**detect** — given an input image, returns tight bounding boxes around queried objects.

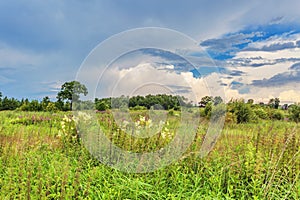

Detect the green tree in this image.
[46,102,58,112]
[233,100,252,123]
[268,98,275,108]
[55,98,64,111]
[199,96,213,107]
[253,108,268,120]
[274,98,280,109]
[247,99,254,105]
[41,96,51,111]
[111,95,129,109]
[210,103,226,122]
[29,100,42,111]
[95,101,109,111]
[213,96,223,105]
[57,81,88,110]
[289,103,300,122]
[204,101,212,117]
[0,96,20,110]
[271,110,284,120]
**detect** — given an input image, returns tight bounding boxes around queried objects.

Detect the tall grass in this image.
[0,111,299,199]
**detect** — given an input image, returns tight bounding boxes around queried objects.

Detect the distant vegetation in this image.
[0,81,299,123]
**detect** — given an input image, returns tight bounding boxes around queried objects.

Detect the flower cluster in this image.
[160,121,174,139]
[58,115,77,143]
[135,115,153,129]
[120,120,130,132]
[59,111,93,140]
[119,115,174,139]
[74,111,92,123]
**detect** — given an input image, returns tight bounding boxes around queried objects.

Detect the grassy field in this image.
[0,110,299,199]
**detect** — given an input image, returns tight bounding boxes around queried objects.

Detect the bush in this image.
[210,103,226,122]
[250,112,259,123]
[46,102,58,112]
[234,101,252,123]
[253,108,269,120]
[96,101,109,111]
[168,109,175,116]
[131,105,147,111]
[288,104,300,122]
[271,110,284,120]
[204,102,212,118]
[225,112,236,123]
[199,108,206,117]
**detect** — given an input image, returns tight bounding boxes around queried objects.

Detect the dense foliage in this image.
[57,81,88,110]
[95,94,192,111]
[1,81,300,125]
[1,88,300,123]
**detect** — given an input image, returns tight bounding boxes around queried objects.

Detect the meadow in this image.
[0,110,299,199]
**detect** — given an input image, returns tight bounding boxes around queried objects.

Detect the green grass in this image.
[0,111,299,199]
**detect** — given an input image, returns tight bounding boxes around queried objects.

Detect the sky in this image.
[1,0,300,104]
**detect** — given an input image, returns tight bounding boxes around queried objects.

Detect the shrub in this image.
[131,105,147,111]
[225,112,236,123]
[95,101,109,111]
[288,103,300,122]
[204,102,212,118]
[210,103,226,122]
[271,110,284,120]
[168,109,175,116]
[253,108,269,120]
[250,112,259,123]
[234,101,252,123]
[46,102,58,112]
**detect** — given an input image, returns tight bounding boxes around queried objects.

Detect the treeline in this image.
[1,91,299,123]
[0,91,93,112]
[0,93,68,112]
[0,92,191,112]
[0,81,89,112]
[95,95,300,123]
[199,97,300,123]
[95,94,193,111]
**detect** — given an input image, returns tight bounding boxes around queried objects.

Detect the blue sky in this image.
[1,0,300,103]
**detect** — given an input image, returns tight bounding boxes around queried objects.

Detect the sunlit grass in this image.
[0,110,299,199]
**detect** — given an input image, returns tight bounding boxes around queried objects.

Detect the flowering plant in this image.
[58,115,78,144]
[118,115,174,140]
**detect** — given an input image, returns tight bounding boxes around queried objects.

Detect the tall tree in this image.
[41,96,51,111]
[213,96,223,105]
[274,98,280,109]
[57,81,88,110]
[268,98,275,108]
[199,96,213,107]
[0,96,20,111]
